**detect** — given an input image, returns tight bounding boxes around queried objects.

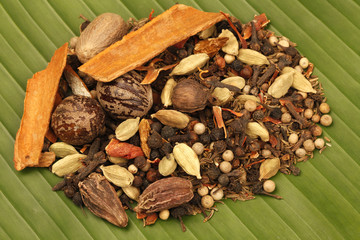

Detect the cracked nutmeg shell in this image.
[134,177,194,214]
[171,78,210,113]
[51,95,105,145]
[96,71,153,119]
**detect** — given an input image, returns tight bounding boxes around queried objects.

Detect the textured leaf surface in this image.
[1,0,359,239]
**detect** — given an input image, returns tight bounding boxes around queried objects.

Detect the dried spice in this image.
[79,4,226,82]
[79,173,128,227]
[115,117,140,141]
[16,5,334,231]
[13,43,68,171]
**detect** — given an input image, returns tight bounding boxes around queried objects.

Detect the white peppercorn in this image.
[193,122,206,135]
[319,103,330,114]
[288,133,299,144]
[219,161,232,173]
[314,138,325,149]
[304,108,314,119]
[312,114,320,123]
[192,142,205,155]
[303,139,315,152]
[197,185,209,196]
[159,209,170,220]
[261,149,272,158]
[201,195,214,208]
[222,150,234,161]
[295,148,307,157]
[281,112,292,123]
[320,114,332,126]
[263,180,276,193]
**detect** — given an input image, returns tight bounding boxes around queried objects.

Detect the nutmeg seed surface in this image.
[51,95,105,145]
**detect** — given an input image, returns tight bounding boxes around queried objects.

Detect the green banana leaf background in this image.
[1,0,359,239]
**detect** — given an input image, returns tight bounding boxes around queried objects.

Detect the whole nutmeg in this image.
[171,78,210,113]
[97,71,153,119]
[51,95,105,145]
[75,13,128,63]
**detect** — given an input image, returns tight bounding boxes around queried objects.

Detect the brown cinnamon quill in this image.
[79,4,227,82]
[13,43,68,171]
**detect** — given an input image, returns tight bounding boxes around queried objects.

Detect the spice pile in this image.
[13,5,333,231]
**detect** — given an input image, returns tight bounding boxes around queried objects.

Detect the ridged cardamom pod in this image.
[134,177,193,213]
[51,153,86,177]
[49,142,78,158]
[151,109,190,129]
[267,72,294,98]
[245,122,269,142]
[237,49,270,65]
[161,78,177,107]
[282,67,316,93]
[78,173,128,227]
[170,53,209,76]
[218,29,239,55]
[100,165,134,187]
[259,158,280,180]
[212,87,233,106]
[115,117,140,141]
[122,185,140,201]
[173,143,201,179]
[158,153,177,176]
[221,76,245,90]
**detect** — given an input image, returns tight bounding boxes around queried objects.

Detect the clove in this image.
[249,22,261,51]
[257,64,276,87]
[248,65,261,87]
[291,130,312,151]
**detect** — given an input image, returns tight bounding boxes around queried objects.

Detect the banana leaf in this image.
[0,0,359,239]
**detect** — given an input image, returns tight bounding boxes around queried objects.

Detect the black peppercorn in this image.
[207,165,220,180]
[231,59,243,72]
[252,110,265,121]
[270,108,282,120]
[132,175,143,187]
[218,174,229,186]
[129,134,140,146]
[151,121,163,133]
[150,149,161,160]
[228,179,242,193]
[161,126,176,140]
[222,110,232,121]
[213,140,227,153]
[160,142,173,157]
[134,156,147,169]
[210,128,225,141]
[147,132,163,149]
[200,133,211,145]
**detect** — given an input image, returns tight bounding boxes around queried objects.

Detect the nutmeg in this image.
[171,78,209,113]
[75,13,128,63]
[96,71,153,119]
[51,95,105,145]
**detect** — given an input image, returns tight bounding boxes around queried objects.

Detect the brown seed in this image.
[240,65,253,79]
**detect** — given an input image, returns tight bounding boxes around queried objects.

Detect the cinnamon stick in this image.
[79,4,226,82]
